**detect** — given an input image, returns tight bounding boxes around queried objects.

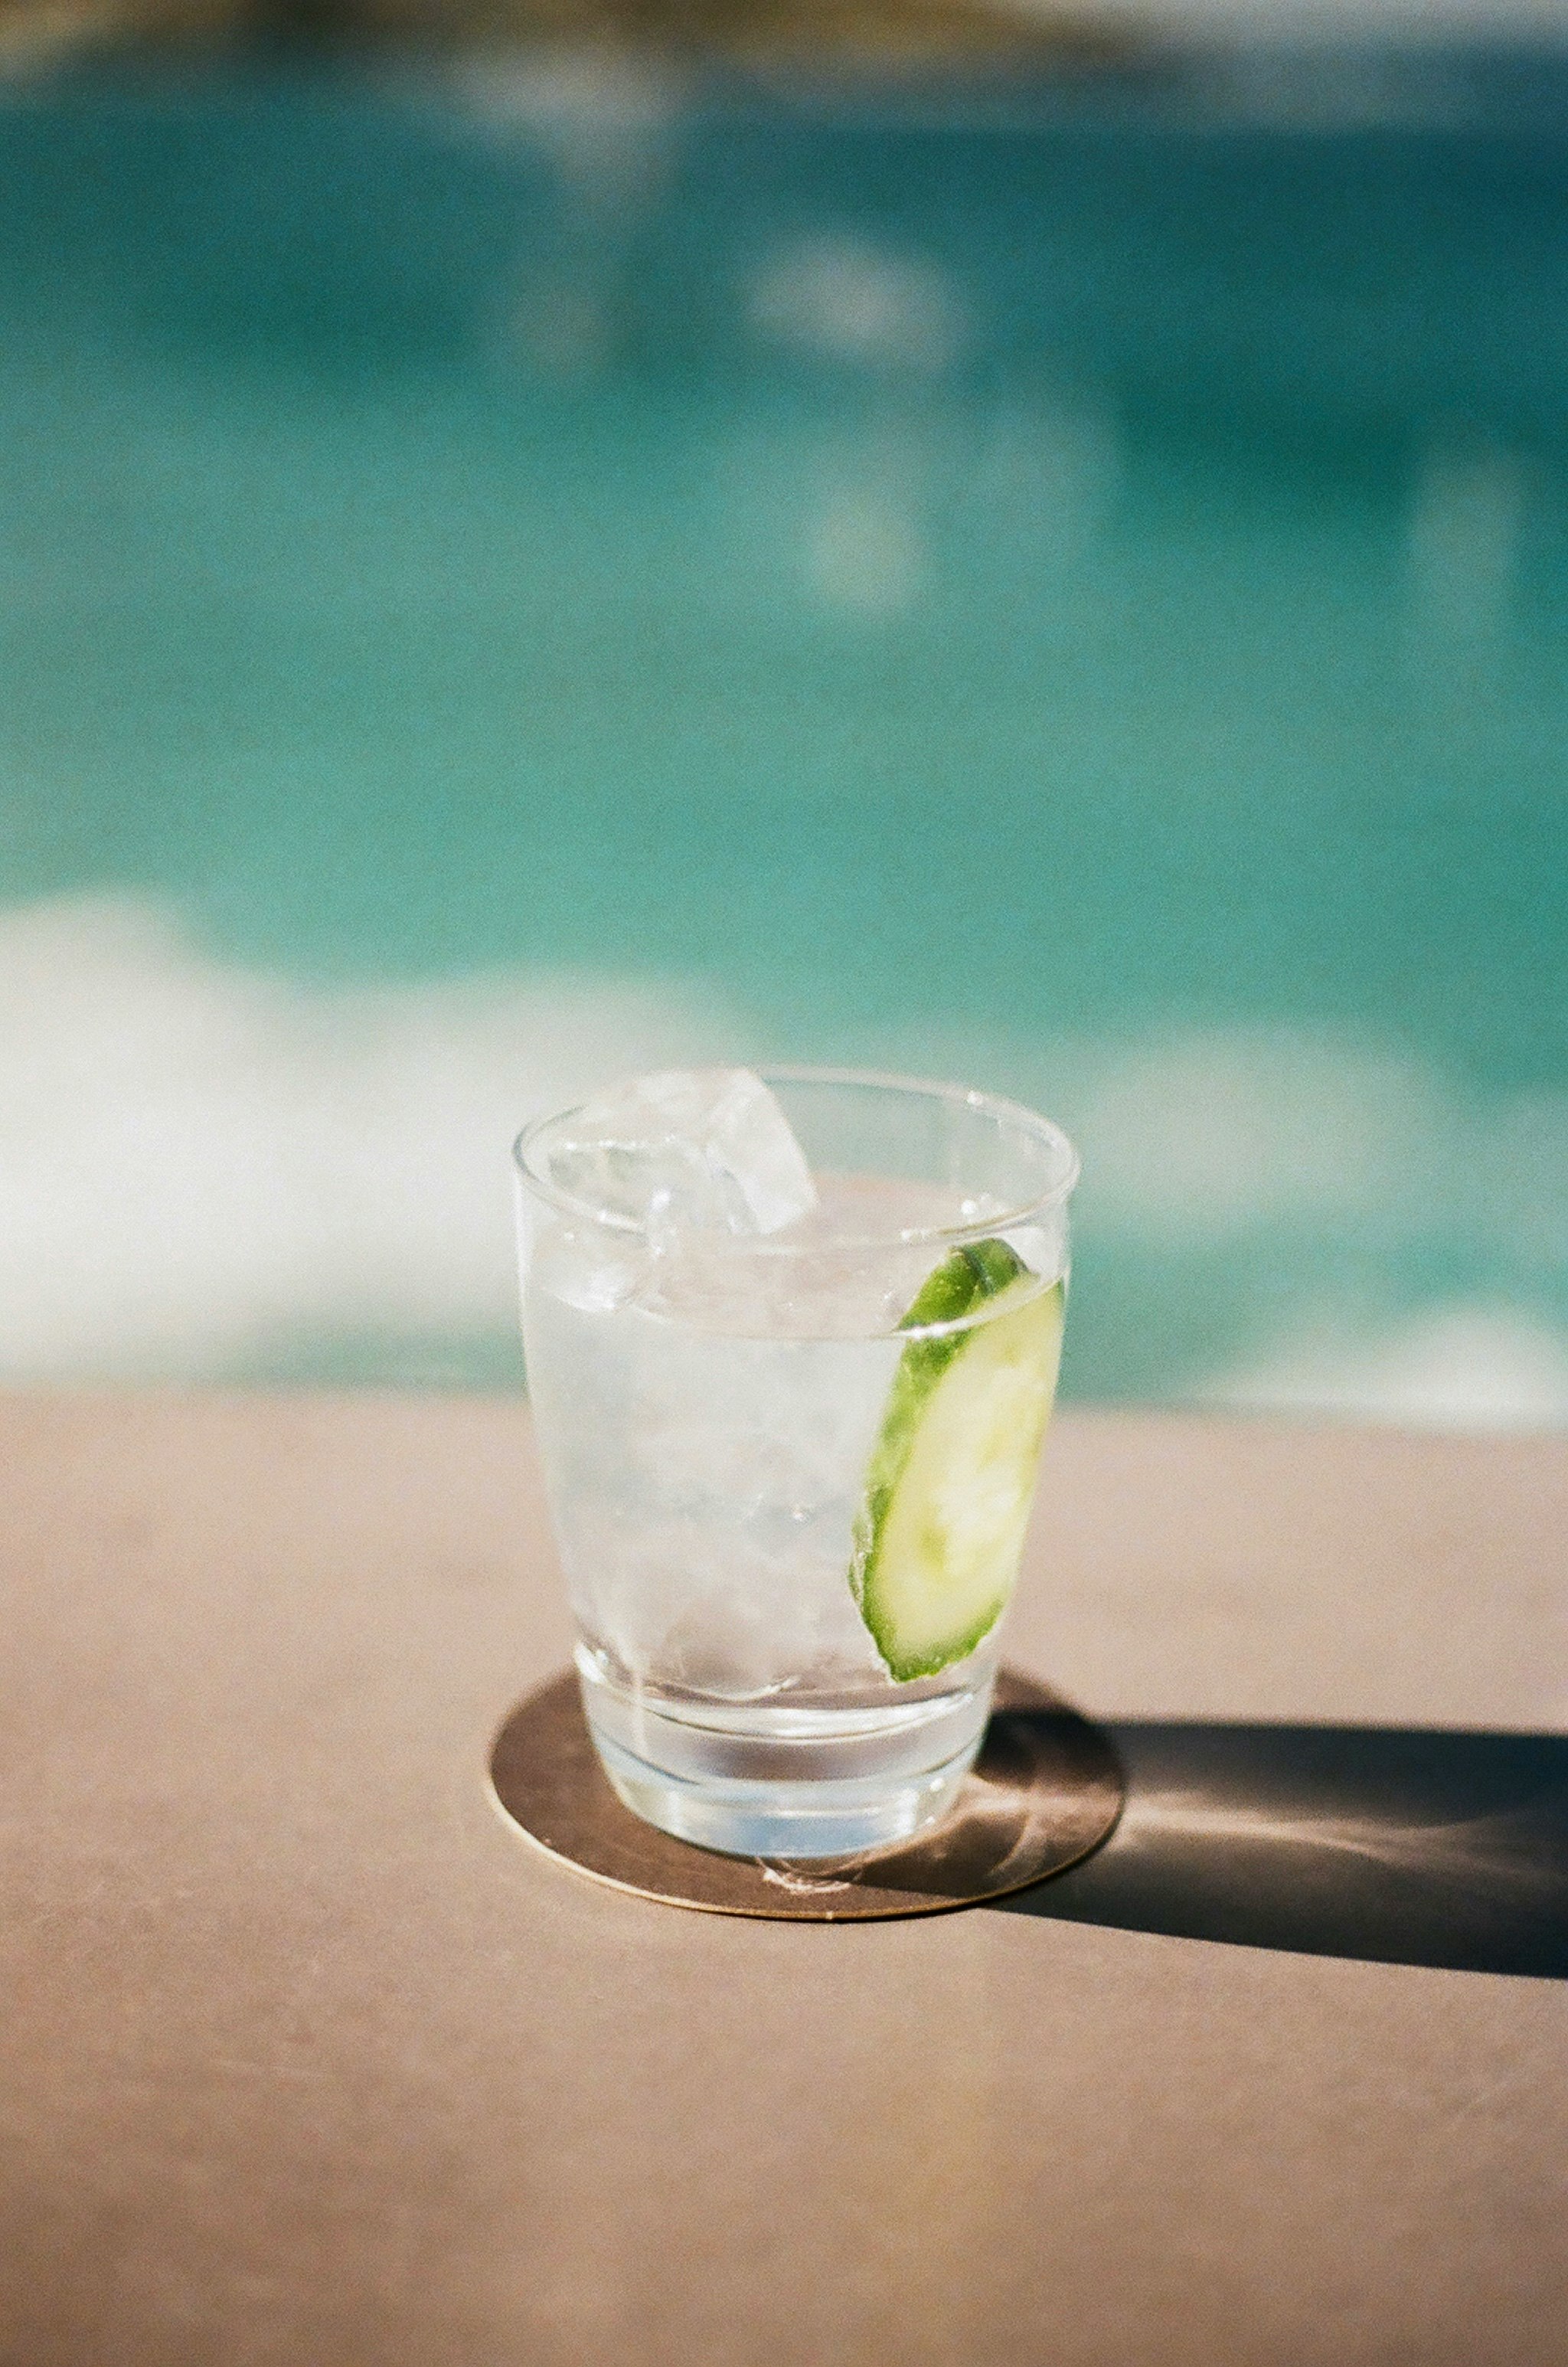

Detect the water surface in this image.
[1,47,1564,1412]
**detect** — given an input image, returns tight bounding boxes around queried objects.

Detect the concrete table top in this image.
[2,1391,1565,2366]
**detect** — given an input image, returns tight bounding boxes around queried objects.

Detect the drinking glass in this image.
[514,1069,1078,1858]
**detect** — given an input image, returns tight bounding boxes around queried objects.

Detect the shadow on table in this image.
[996,1720,1568,1978]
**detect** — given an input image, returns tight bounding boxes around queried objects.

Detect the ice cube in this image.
[530,1222,651,1315]
[547,1069,817,1237]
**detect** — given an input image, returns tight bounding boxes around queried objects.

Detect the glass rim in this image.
[512,1064,1080,1249]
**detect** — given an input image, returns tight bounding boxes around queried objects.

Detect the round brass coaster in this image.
[488,1666,1123,1921]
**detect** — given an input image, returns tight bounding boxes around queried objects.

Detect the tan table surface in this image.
[2,1391,1565,2367]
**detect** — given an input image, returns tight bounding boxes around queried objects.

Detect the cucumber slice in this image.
[849,1240,1064,1682]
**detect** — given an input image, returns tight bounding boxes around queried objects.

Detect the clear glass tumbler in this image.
[514,1069,1078,1859]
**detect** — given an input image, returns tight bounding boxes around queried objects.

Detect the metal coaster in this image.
[488,1666,1124,1921]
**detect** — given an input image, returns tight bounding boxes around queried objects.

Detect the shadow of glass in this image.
[995,1720,1568,1978]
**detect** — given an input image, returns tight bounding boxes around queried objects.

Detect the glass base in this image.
[589,1727,981,1857]
[577,1649,991,1859]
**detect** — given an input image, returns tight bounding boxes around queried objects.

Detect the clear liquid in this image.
[522,1177,1061,1855]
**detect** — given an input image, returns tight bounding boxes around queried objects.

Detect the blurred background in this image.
[1,0,1564,1421]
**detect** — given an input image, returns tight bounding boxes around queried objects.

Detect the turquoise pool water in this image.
[1,49,1565,1416]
